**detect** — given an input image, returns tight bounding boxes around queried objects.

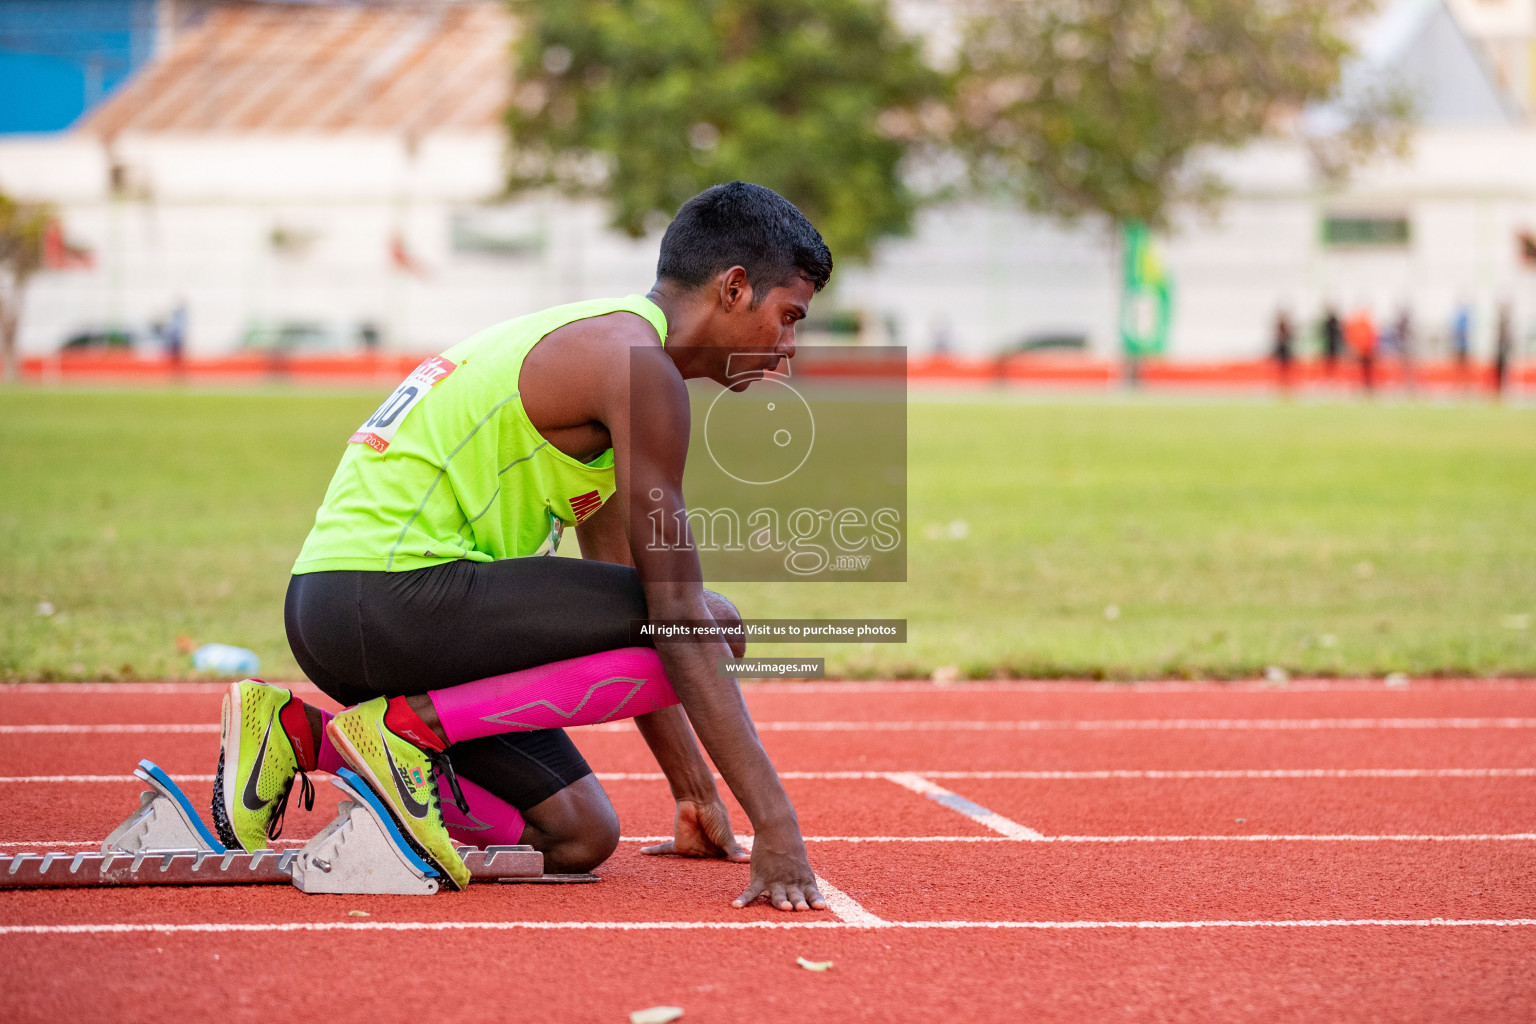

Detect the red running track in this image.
[2,679,1535,1022]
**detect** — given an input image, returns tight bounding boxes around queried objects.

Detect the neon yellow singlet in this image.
[292,295,667,574]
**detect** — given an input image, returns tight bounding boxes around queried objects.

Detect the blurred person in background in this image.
[1492,304,1514,398]
[1345,306,1378,395]
[1388,306,1415,393]
[1321,305,1344,377]
[1271,308,1295,393]
[1451,302,1473,387]
[159,300,187,373]
[358,321,382,353]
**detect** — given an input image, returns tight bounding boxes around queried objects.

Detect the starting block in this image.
[0,759,598,894]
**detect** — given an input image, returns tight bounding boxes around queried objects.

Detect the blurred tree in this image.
[954,0,1407,229]
[504,0,945,262]
[0,193,51,381]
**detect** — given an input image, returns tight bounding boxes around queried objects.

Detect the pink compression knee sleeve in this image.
[427,647,679,746]
[439,773,527,848]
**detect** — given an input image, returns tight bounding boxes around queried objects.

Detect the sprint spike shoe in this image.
[212,680,315,851]
[326,697,471,890]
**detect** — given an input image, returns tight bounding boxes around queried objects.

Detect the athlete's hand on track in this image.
[641,797,750,862]
[732,828,827,913]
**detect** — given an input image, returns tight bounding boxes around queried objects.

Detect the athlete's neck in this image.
[645,281,719,379]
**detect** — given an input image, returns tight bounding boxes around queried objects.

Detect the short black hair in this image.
[656,182,833,297]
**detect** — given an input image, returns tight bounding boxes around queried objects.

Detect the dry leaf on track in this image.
[630,1007,684,1024]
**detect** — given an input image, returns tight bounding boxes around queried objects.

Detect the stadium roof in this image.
[79,0,512,136]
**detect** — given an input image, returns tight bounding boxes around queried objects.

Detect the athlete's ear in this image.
[718,266,752,313]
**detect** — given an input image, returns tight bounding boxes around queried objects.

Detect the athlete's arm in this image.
[575,501,748,863]
[522,311,823,911]
[603,339,824,913]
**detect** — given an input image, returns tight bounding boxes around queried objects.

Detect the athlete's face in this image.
[715,276,814,391]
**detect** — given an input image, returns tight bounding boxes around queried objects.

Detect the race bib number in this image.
[349,356,457,453]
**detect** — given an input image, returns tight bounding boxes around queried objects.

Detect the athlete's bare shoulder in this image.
[520,308,679,463]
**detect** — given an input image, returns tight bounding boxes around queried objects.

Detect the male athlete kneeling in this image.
[210,181,831,911]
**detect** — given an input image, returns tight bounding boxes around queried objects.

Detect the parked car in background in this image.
[239,320,352,354]
[58,327,144,353]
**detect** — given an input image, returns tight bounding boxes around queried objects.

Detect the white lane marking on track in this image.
[910,768,1536,780]
[9,768,1534,785]
[0,725,219,734]
[580,718,1536,733]
[0,683,323,695]
[811,875,887,926]
[738,680,1536,694]
[621,833,1536,844]
[0,775,219,783]
[754,718,1536,731]
[596,768,1536,781]
[3,918,1535,936]
[7,680,1533,694]
[8,718,1536,735]
[884,772,1046,840]
[10,833,1536,849]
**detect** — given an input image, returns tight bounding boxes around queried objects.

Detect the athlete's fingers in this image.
[785,886,811,912]
[640,841,677,856]
[733,879,766,909]
[804,882,828,911]
[769,882,791,912]
[709,826,750,862]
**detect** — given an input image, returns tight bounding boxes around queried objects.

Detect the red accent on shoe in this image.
[384,696,448,752]
[277,694,318,772]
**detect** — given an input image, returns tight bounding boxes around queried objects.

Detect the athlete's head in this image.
[655,182,832,387]
[658,181,832,297]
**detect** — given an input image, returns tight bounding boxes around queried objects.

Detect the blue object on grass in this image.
[191,643,260,676]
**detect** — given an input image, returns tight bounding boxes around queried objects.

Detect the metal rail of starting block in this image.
[0,759,598,894]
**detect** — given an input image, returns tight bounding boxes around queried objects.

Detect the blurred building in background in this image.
[0,0,1533,362]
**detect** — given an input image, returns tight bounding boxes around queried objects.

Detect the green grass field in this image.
[2,388,1533,681]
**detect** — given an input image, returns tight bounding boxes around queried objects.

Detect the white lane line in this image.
[9,833,1536,850]
[913,768,1536,780]
[597,768,1536,782]
[8,767,1533,785]
[7,718,1536,735]
[748,718,1536,731]
[3,918,1535,936]
[7,680,1532,695]
[741,681,1536,694]
[812,875,888,926]
[884,772,1046,840]
[0,683,324,695]
[622,833,1536,844]
[0,725,219,734]
[0,774,218,783]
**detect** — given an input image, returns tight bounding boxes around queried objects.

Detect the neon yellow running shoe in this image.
[211,680,315,851]
[326,696,470,890]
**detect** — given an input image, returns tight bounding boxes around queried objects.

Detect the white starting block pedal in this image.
[0,760,598,892]
[102,758,227,856]
[292,769,446,895]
